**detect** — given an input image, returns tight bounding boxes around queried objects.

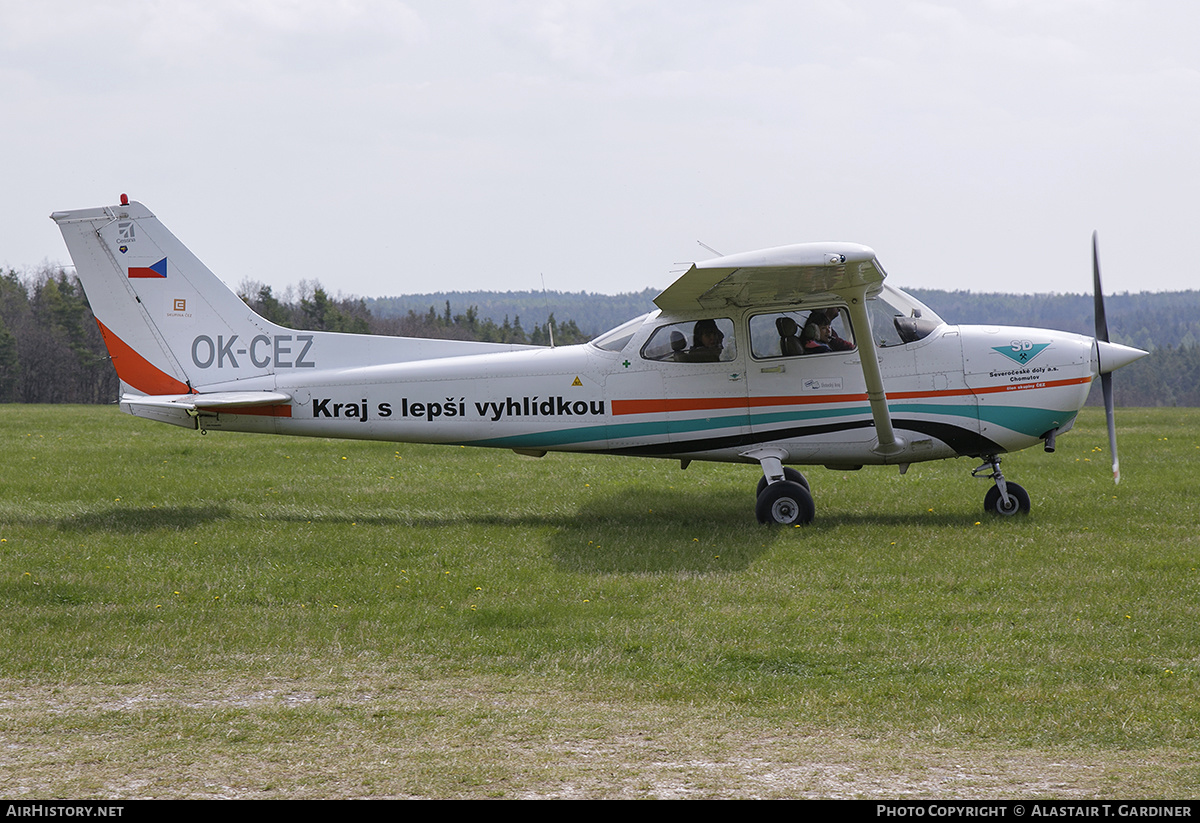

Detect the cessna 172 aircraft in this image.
[51,196,1147,525]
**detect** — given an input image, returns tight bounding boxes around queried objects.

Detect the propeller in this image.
[1091,231,1148,484]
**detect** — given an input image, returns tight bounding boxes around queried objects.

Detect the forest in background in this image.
[2,264,1197,406]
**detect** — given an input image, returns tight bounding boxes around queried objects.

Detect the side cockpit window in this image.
[641,318,737,363]
[750,308,856,359]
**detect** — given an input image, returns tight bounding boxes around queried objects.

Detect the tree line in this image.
[0,269,590,404]
[364,287,660,339]
[0,267,118,404]
[1,266,1196,406]
[235,279,589,346]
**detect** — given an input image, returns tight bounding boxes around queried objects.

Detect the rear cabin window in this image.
[749,308,856,358]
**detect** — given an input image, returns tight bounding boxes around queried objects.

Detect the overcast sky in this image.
[3,0,1197,301]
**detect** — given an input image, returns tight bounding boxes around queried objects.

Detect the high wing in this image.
[654,242,885,312]
[657,241,902,457]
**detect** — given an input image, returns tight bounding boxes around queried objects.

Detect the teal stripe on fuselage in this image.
[460,421,614,449]
[890,402,1075,437]
[457,400,1072,450]
[973,405,1077,437]
[749,405,869,428]
[460,411,752,449]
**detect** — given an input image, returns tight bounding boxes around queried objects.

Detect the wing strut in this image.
[843,290,905,457]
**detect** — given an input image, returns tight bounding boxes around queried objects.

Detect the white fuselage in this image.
[167,310,1097,469]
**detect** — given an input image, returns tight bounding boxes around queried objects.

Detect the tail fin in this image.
[52,198,540,403]
[51,199,287,395]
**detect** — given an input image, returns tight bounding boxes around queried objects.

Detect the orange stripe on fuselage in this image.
[610,377,1093,416]
[957,376,1093,395]
[95,319,193,395]
[227,404,292,417]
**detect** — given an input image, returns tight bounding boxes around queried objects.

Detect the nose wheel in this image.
[974,455,1031,516]
[984,483,1030,516]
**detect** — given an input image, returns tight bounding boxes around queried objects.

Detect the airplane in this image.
[50,195,1148,525]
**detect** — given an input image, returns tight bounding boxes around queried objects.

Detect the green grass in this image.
[1,404,1198,798]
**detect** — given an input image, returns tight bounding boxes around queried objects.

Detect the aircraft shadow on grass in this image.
[50,489,993,577]
[261,485,975,575]
[543,486,979,574]
[57,504,235,533]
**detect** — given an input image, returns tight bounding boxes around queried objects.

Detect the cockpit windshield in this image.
[590,312,650,353]
[868,285,944,347]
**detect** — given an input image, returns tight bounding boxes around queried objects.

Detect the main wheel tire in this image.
[983,482,1031,516]
[756,467,810,497]
[755,480,816,526]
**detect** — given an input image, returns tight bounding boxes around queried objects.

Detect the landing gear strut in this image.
[974,455,1030,516]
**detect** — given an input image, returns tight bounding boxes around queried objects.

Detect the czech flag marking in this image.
[128,258,168,278]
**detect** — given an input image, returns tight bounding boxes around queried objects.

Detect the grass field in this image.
[1,404,1197,798]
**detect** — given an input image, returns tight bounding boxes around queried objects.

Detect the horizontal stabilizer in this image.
[123,391,292,410]
[120,391,293,428]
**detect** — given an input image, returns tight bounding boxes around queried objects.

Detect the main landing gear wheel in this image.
[756,467,810,497]
[755,480,816,526]
[983,482,1030,517]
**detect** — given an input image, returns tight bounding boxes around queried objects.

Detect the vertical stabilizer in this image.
[51,200,284,394]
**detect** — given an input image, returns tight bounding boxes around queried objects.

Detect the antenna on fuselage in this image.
[697,240,724,257]
[541,273,555,348]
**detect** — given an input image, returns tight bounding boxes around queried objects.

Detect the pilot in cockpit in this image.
[802,308,855,354]
[688,319,725,362]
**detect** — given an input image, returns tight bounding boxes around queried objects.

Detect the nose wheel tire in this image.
[984,482,1030,516]
[755,480,816,525]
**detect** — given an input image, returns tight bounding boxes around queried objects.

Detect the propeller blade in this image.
[1093,230,1121,483]
[1093,230,1110,343]
[1101,372,1120,483]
